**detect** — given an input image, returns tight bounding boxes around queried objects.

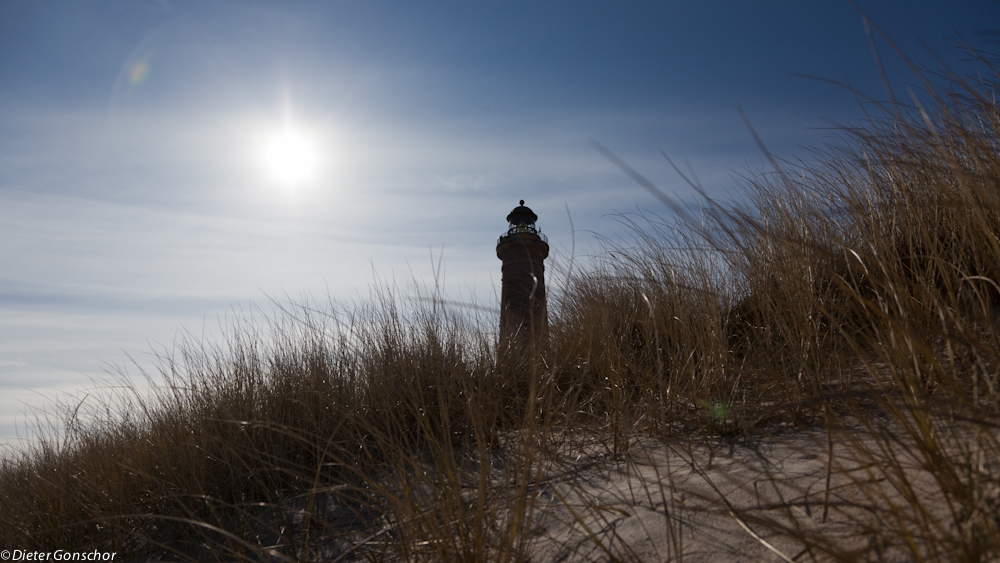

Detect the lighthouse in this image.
[497,200,549,341]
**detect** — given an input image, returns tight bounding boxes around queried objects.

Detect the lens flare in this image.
[128,60,149,85]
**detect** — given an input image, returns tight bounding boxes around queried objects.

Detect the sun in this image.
[262,129,319,186]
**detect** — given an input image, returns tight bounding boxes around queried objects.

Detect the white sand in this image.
[518,422,969,562]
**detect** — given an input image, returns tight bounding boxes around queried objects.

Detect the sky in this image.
[2,0,999,446]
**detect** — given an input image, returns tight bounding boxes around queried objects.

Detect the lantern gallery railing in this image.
[497,226,548,245]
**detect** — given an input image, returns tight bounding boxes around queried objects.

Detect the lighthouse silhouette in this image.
[497,200,549,342]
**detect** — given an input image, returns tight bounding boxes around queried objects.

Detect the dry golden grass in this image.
[3,43,1000,562]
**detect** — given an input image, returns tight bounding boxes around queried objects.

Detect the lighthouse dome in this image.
[506,200,537,226]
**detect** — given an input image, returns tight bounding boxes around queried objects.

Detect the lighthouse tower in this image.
[497,200,549,341]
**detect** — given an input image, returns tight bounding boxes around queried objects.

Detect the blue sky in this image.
[1,0,998,444]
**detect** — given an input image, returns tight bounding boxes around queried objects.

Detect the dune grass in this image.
[4,43,1000,561]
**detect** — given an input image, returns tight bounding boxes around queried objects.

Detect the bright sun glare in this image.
[263,129,319,186]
